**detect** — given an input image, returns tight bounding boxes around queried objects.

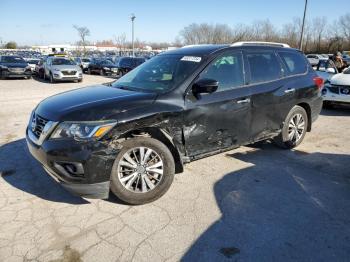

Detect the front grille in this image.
[9,67,25,73]
[61,70,77,75]
[340,87,350,95]
[328,85,339,94]
[32,113,49,138]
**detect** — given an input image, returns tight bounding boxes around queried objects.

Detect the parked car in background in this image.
[73,57,83,70]
[26,42,323,204]
[43,57,83,83]
[342,54,350,65]
[306,54,328,66]
[322,66,350,107]
[26,58,41,73]
[35,58,46,78]
[81,58,91,72]
[315,59,338,82]
[114,57,146,76]
[87,59,119,76]
[0,55,32,79]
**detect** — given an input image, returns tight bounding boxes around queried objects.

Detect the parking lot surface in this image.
[0,76,349,262]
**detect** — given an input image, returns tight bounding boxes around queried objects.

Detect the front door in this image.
[183,51,251,157]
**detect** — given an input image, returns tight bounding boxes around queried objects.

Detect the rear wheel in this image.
[274,105,308,149]
[87,68,92,75]
[100,69,105,76]
[110,137,175,205]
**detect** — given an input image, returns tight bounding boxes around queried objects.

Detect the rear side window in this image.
[246,51,282,84]
[279,51,307,75]
[120,58,133,67]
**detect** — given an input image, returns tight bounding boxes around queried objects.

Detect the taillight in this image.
[313,77,324,90]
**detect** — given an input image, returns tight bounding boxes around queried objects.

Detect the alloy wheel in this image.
[288,113,305,143]
[117,147,164,193]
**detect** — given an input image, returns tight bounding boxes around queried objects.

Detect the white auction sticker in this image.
[181,56,202,62]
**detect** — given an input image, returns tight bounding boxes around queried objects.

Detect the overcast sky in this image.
[0,0,348,45]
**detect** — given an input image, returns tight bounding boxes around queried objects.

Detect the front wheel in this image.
[274,105,308,149]
[110,137,175,205]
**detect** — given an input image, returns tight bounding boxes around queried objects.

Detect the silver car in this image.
[44,57,83,83]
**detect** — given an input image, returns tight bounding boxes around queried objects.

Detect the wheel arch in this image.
[116,127,184,174]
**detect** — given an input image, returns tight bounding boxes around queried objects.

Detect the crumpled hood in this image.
[35,85,157,121]
[330,73,350,86]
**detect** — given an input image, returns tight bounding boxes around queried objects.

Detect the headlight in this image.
[26,66,31,70]
[103,67,110,70]
[52,68,61,72]
[0,65,8,69]
[50,121,116,139]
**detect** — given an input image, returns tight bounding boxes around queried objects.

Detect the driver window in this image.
[198,52,244,91]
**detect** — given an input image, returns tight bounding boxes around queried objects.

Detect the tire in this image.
[100,69,105,76]
[78,78,83,82]
[110,137,175,205]
[274,105,308,149]
[88,68,92,75]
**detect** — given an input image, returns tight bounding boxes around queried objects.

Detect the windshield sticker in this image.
[181,56,202,62]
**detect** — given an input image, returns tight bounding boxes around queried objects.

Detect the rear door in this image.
[244,49,294,140]
[183,50,252,157]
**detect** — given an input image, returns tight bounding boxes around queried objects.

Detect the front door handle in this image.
[284,88,295,94]
[237,98,251,104]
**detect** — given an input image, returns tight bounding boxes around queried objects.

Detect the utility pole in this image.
[299,0,308,51]
[131,13,136,57]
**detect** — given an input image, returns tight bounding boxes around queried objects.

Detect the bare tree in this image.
[73,25,90,53]
[338,13,350,50]
[312,17,327,52]
[114,33,127,54]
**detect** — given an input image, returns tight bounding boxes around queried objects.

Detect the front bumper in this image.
[1,70,32,78]
[26,128,117,199]
[322,87,350,103]
[52,71,83,81]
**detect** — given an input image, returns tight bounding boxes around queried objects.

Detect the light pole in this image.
[299,0,308,51]
[130,13,136,57]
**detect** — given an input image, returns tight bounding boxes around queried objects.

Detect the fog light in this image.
[54,74,59,77]
[54,162,84,179]
[321,88,327,95]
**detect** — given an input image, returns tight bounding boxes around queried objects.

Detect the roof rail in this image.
[231,41,290,48]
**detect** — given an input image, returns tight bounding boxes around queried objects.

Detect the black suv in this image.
[0,55,32,79]
[87,58,119,76]
[26,42,323,204]
[114,56,146,76]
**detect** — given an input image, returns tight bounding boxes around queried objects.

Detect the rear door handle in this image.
[284,88,295,94]
[236,98,251,104]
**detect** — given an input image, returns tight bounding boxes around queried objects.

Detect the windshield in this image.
[27,59,40,64]
[52,58,76,65]
[101,60,114,65]
[82,58,90,62]
[1,56,25,63]
[112,54,203,92]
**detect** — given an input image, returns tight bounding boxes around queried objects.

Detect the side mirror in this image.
[192,78,218,97]
[326,68,336,74]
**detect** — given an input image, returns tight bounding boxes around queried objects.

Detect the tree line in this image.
[179,13,350,53]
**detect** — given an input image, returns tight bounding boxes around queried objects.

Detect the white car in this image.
[26,58,41,73]
[322,67,350,106]
[306,54,328,66]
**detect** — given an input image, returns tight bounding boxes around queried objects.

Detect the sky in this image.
[0,0,348,46]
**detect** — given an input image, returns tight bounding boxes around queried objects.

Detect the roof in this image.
[161,44,229,56]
